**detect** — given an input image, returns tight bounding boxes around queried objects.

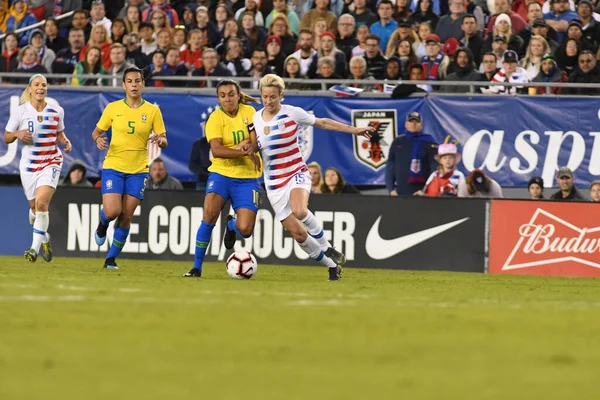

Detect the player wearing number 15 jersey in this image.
[183,80,262,278]
[92,67,168,270]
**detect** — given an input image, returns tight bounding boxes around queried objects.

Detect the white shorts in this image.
[267,171,312,221]
[20,166,62,201]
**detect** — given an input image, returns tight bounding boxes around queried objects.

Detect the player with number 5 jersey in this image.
[3,74,72,263]
[251,74,373,281]
[92,67,167,270]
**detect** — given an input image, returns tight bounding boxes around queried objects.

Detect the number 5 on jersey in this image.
[127,121,135,134]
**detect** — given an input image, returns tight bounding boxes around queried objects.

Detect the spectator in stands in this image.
[224,37,252,76]
[578,0,599,51]
[530,18,559,53]
[137,21,157,58]
[483,13,525,55]
[0,1,8,34]
[484,34,508,70]
[188,136,211,190]
[336,13,357,61]
[308,161,324,193]
[520,4,550,50]
[351,0,378,27]
[110,18,126,44]
[527,176,544,200]
[443,37,460,71]
[29,29,55,73]
[480,52,500,84]
[436,0,467,43]
[371,0,397,52]
[149,9,170,36]
[364,33,387,79]
[191,47,232,87]
[351,24,369,58]
[81,24,112,70]
[265,35,285,75]
[556,37,581,76]
[348,55,377,90]
[52,0,81,32]
[215,18,251,58]
[123,32,149,67]
[422,34,450,82]
[5,0,38,47]
[155,28,172,52]
[44,19,68,54]
[486,0,527,36]
[181,5,196,31]
[268,14,297,56]
[234,0,264,27]
[301,0,338,34]
[460,14,483,65]
[590,180,600,202]
[393,0,412,20]
[72,45,106,86]
[27,0,45,23]
[214,4,232,33]
[519,34,549,79]
[123,4,141,34]
[550,166,586,200]
[566,19,594,50]
[180,28,203,71]
[483,49,530,94]
[440,47,482,93]
[148,50,174,86]
[416,143,465,197]
[544,0,579,44]
[242,47,274,88]
[117,0,149,22]
[385,18,415,58]
[384,55,402,79]
[147,157,184,190]
[321,167,360,194]
[266,0,300,35]
[564,50,600,94]
[52,28,84,79]
[386,111,437,196]
[13,45,47,84]
[531,52,568,93]
[0,32,19,78]
[413,21,431,60]
[291,28,317,76]
[106,42,132,86]
[241,11,268,52]
[195,6,220,47]
[282,54,309,89]
[391,63,428,96]
[409,0,440,30]
[163,46,187,86]
[316,31,347,77]
[61,160,93,187]
[142,0,179,27]
[312,18,328,50]
[315,55,341,80]
[458,169,503,198]
[89,1,112,37]
[394,38,418,73]
[172,25,186,51]
[71,9,92,41]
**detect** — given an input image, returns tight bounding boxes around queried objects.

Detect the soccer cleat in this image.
[183,268,202,277]
[95,221,108,246]
[24,248,37,262]
[223,215,237,250]
[325,247,347,267]
[103,257,119,270]
[40,234,53,262]
[328,265,342,281]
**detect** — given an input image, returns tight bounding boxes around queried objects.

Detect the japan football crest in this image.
[351,110,397,171]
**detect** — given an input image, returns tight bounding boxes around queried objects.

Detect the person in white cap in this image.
[415,143,465,197]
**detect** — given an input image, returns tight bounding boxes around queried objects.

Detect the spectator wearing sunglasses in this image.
[563,50,600,95]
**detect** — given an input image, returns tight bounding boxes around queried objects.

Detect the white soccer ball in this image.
[226,250,258,279]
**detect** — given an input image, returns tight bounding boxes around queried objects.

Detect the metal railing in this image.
[0,11,75,41]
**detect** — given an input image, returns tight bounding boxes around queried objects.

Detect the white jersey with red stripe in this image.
[5,102,65,173]
[254,105,315,186]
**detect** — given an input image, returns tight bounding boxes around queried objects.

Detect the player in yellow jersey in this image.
[184,79,261,277]
[91,67,168,270]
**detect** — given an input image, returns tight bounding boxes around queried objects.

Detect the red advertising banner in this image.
[489,200,600,277]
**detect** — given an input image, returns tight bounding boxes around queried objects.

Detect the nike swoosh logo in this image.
[366,217,469,260]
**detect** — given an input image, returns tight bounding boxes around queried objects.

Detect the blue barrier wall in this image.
[0,186,33,255]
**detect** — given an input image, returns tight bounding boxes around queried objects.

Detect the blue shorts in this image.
[101,169,149,200]
[206,172,260,213]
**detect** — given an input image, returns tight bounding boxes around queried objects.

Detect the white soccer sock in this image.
[301,211,331,251]
[31,212,49,253]
[29,209,35,225]
[298,235,336,269]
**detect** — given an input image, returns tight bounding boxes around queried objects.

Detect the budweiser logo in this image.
[503,208,600,271]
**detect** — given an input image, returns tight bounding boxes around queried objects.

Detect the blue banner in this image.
[0,88,598,187]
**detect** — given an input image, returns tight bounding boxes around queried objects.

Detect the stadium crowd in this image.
[0,0,599,94]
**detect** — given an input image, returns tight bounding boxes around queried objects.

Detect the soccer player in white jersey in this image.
[3,74,72,262]
[251,74,373,281]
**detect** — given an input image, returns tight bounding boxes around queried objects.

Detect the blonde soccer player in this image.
[92,66,167,270]
[250,74,373,281]
[3,74,72,262]
[183,79,262,277]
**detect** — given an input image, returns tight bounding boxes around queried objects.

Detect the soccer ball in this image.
[226,250,258,279]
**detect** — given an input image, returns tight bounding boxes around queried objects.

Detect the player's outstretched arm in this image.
[57,131,72,153]
[91,127,108,151]
[313,118,373,139]
[4,130,33,145]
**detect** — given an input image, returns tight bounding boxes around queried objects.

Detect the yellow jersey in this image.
[205,104,262,179]
[97,99,166,174]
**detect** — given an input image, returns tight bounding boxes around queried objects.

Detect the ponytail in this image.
[239,91,259,104]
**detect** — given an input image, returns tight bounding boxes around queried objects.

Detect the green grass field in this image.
[1,256,600,399]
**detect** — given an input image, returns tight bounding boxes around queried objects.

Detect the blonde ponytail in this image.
[19,86,32,105]
[240,91,259,104]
